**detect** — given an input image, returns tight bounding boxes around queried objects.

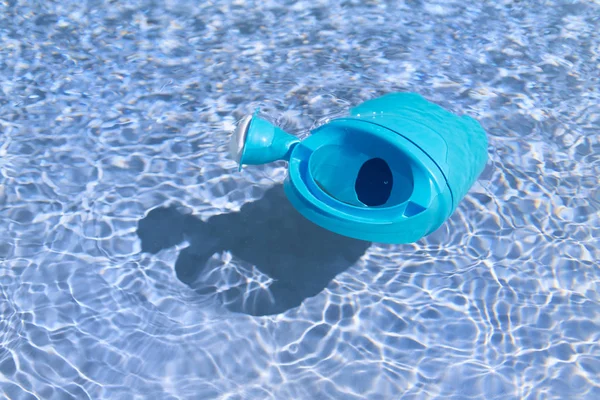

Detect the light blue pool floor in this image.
[1,0,599,399]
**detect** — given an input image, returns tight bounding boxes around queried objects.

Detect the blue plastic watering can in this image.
[229,92,488,244]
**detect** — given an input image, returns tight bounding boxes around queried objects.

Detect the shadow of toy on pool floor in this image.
[136,184,371,316]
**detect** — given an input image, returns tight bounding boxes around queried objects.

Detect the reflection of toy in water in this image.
[230,92,489,244]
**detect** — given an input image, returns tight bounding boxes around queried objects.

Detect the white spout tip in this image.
[229,114,252,164]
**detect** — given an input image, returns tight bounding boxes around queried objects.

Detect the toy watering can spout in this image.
[229,113,300,171]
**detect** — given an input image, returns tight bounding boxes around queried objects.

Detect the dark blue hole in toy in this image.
[355,158,394,206]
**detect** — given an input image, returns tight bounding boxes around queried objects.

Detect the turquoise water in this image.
[1,0,599,399]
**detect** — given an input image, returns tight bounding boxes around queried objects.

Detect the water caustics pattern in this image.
[1,0,599,399]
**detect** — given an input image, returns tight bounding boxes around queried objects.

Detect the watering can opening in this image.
[355,157,394,207]
[306,126,416,209]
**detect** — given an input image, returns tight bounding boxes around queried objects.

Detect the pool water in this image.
[1,0,599,399]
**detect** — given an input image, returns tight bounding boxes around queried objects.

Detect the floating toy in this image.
[229,92,488,244]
